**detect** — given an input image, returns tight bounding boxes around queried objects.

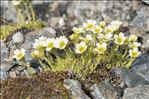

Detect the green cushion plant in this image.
[13,20,142,79]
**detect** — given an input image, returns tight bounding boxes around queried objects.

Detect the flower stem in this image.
[125,57,135,68]
[29,2,36,21]
[39,59,50,71]
[24,1,32,21]
[16,6,25,24]
[43,57,53,69]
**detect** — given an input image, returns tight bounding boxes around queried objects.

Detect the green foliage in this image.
[39,49,102,79]
[14,20,142,79]
[25,20,44,30]
[0,20,44,40]
[0,0,44,40]
[0,25,18,40]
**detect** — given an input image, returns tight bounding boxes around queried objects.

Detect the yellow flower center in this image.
[131,37,136,42]
[132,51,138,57]
[48,42,54,48]
[31,50,45,59]
[95,28,101,33]
[17,53,24,59]
[37,45,45,51]
[117,37,123,43]
[87,24,94,29]
[105,28,113,33]
[60,41,65,48]
[132,45,137,48]
[97,47,105,53]
[79,46,85,53]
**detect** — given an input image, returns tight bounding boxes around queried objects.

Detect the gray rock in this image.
[1,62,13,71]
[15,65,26,71]
[132,54,149,82]
[0,41,8,62]
[63,79,91,99]
[90,82,121,99]
[50,17,61,27]
[1,1,18,22]
[113,68,149,87]
[142,0,149,4]
[21,27,56,50]
[67,2,104,23]
[0,70,8,80]
[90,84,105,99]
[25,50,33,62]
[0,41,13,71]
[130,6,149,29]
[142,34,149,49]
[123,85,149,99]
[67,1,133,25]
[12,32,24,43]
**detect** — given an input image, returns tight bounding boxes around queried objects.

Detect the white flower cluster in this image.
[128,35,141,57]
[31,36,68,58]
[12,36,68,60]
[13,19,142,61]
[70,19,141,57]
[70,20,119,54]
[32,36,68,51]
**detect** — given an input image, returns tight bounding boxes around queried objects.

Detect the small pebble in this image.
[0,70,8,80]
[9,71,17,78]
[12,32,24,43]
[59,18,65,26]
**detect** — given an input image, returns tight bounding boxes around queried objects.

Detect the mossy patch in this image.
[0,64,122,99]
[0,71,69,99]
[0,20,44,41]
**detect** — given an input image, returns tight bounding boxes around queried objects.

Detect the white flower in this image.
[31,50,44,59]
[72,27,85,34]
[99,21,106,28]
[13,48,25,60]
[114,33,126,45]
[94,42,107,54]
[129,42,141,49]
[54,36,68,49]
[105,33,113,39]
[104,25,115,33]
[86,34,93,40]
[45,38,55,51]
[97,34,104,39]
[33,36,47,50]
[91,25,103,33]
[69,33,78,40]
[110,20,122,29]
[75,42,87,54]
[83,20,96,30]
[12,1,21,6]
[129,48,141,58]
[33,42,44,50]
[38,36,47,41]
[110,20,122,26]
[129,35,137,42]
[104,20,122,33]
[97,33,113,41]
